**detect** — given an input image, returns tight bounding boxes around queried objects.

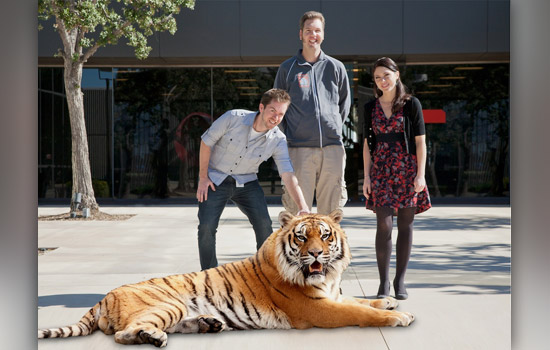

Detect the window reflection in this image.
[113,68,212,198]
[38,64,509,200]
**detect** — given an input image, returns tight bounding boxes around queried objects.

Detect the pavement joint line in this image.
[378,327,390,350]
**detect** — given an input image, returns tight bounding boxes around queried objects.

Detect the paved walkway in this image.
[38,204,510,349]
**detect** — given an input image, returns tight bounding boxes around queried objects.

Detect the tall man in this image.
[196,89,309,270]
[274,11,351,215]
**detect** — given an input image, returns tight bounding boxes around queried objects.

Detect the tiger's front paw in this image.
[198,315,226,333]
[138,329,168,348]
[371,296,399,310]
[389,311,415,327]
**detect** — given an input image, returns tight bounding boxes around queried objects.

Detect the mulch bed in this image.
[38,211,135,221]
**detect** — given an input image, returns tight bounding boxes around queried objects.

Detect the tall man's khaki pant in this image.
[282,144,348,215]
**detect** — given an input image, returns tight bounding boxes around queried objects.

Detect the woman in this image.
[363,57,431,300]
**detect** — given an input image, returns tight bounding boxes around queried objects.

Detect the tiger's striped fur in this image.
[38,210,414,347]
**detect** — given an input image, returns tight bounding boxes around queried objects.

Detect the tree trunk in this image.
[64,60,99,213]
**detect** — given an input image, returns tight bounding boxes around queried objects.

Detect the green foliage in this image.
[39,1,195,207]
[92,179,110,197]
[38,0,195,61]
[131,184,155,196]
[65,179,110,197]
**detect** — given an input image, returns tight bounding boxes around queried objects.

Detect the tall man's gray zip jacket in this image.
[274,49,351,148]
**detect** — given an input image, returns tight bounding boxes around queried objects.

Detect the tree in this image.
[38,0,195,214]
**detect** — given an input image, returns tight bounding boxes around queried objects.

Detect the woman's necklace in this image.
[379,99,393,118]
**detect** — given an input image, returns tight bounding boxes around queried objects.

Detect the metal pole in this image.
[51,69,55,197]
[210,67,214,122]
[105,77,111,198]
[111,68,115,199]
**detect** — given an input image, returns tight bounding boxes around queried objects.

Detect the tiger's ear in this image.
[278,211,295,227]
[328,209,344,224]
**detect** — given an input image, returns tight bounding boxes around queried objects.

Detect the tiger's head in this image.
[274,210,351,287]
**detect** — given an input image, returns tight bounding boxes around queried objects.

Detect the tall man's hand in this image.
[281,172,310,215]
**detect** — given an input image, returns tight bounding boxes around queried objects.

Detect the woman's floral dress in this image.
[366,99,431,214]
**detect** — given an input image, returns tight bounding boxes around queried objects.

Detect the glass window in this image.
[38,68,71,199]
[113,68,212,198]
[39,63,509,201]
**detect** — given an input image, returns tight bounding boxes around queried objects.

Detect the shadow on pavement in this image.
[351,243,510,273]
[406,283,510,295]
[341,215,510,231]
[38,294,105,308]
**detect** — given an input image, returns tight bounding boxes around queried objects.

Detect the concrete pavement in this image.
[38,204,510,349]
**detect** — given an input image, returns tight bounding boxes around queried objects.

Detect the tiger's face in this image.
[275,210,351,286]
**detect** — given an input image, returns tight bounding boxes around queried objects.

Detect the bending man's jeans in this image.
[197,176,272,270]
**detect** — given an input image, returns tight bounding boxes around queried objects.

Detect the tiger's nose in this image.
[308,248,322,258]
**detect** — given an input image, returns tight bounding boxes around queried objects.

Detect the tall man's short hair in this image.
[299,11,325,29]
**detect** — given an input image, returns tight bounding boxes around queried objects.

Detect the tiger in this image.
[38,209,414,347]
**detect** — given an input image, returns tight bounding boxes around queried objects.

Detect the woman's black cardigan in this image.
[363,96,426,160]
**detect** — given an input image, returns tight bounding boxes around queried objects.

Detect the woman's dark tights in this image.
[375,206,415,296]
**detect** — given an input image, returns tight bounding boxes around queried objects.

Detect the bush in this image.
[92,179,110,198]
[130,184,155,197]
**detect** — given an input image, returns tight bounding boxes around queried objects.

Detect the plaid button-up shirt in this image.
[201,109,294,186]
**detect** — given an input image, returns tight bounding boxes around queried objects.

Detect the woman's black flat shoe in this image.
[376,281,390,299]
[395,291,408,300]
[394,283,408,300]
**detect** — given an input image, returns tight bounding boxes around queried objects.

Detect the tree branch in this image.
[74,26,87,58]
[153,13,176,31]
[80,41,102,64]
[50,1,73,61]
[80,20,132,64]
[79,2,178,64]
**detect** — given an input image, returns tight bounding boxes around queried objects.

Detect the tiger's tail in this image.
[38,302,100,339]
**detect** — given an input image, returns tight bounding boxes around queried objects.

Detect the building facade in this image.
[38,0,510,202]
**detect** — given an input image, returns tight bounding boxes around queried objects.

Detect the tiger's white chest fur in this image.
[315,277,343,301]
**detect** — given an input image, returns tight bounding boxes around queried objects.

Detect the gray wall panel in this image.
[159,1,240,57]
[38,0,510,65]
[240,1,319,57]
[404,1,487,54]
[38,19,62,58]
[488,0,510,52]
[322,1,403,55]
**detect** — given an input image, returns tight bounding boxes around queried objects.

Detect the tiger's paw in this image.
[371,297,399,310]
[389,311,415,327]
[198,315,226,333]
[138,329,168,348]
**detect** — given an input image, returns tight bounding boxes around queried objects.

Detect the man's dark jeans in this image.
[197,177,272,270]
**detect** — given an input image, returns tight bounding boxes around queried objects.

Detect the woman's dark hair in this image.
[372,57,411,114]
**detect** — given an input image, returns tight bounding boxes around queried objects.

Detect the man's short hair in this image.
[260,89,291,107]
[299,11,325,30]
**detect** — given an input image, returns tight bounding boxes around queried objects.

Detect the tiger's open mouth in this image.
[308,261,324,275]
